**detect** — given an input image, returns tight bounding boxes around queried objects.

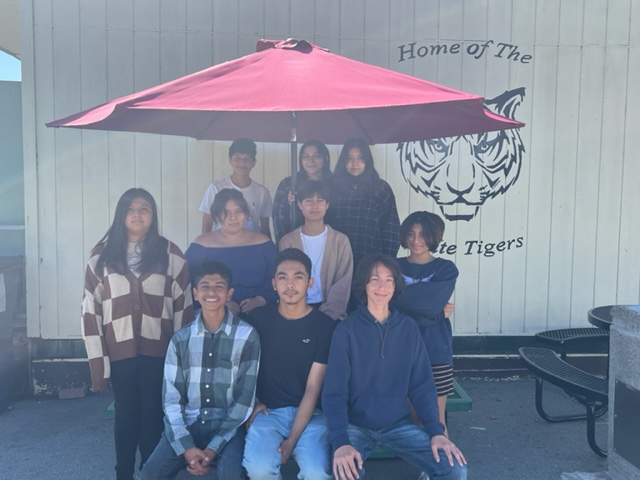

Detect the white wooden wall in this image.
[22,0,640,339]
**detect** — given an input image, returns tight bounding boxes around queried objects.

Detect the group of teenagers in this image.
[81,138,468,480]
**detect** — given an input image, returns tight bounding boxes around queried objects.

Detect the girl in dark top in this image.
[185,188,277,317]
[272,139,332,244]
[325,138,400,270]
[392,211,458,436]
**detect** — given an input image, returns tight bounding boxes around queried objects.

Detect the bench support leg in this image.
[586,402,607,458]
[534,377,607,422]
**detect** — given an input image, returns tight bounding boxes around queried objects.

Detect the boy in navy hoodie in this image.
[322,254,467,480]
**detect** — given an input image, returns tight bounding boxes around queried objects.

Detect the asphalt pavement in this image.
[0,378,609,479]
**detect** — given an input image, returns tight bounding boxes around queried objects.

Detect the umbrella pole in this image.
[290,112,298,229]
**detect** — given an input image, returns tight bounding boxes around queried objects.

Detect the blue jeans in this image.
[346,419,467,480]
[140,425,245,480]
[243,407,332,479]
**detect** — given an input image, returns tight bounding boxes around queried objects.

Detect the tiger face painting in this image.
[397,88,526,221]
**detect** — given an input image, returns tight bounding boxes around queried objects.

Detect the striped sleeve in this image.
[81,250,111,391]
[168,241,194,330]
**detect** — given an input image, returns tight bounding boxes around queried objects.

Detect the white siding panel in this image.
[289,0,314,39]
[583,0,607,45]
[80,27,108,109]
[558,1,584,46]
[534,0,560,45]
[79,25,109,256]
[511,2,536,45]
[631,0,640,45]
[186,0,213,34]
[569,48,605,326]
[462,0,488,41]
[594,47,628,305]
[33,0,53,27]
[264,0,289,38]
[365,0,390,40]
[315,0,340,39]
[547,47,581,329]
[35,20,59,338]
[524,45,558,332]
[606,0,631,45]
[52,1,79,28]
[106,0,133,31]
[106,29,135,204]
[134,31,160,91]
[81,131,110,257]
[261,143,289,199]
[186,33,214,74]
[340,0,365,39]
[213,1,239,35]
[160,1,186,32]
[160,136,189,249]
[56,128,84,338]
[51,23,84,337]
[339,39,365,62]
[389,0,414,40]
[80,0,106,28]
[439,0,463,40]
[160,31,186,82]
[133,0,160,31]
[212,35,239,64]
[238,0,264,36]
[617,46,640,302]
[134,134,162,203]
[186,140,213,243]
[364,39,389,68]
[238,35,259,58]
[414,0,439,41]
[486,0,512,42]
[23,0,41,337]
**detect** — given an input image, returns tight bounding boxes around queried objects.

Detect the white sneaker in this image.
[417,472,430,480]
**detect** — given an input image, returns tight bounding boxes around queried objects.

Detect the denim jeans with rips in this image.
[345,419,467,480]
[243,407,332,480]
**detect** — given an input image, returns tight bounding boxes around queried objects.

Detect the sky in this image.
[0,50,21,81]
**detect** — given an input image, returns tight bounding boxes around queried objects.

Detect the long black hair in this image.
[297,139,332,182]
[95,188,168,276]
[333,138,380,186]
[210,188,252,223]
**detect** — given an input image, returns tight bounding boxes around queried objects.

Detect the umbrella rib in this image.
[195,111,224,140]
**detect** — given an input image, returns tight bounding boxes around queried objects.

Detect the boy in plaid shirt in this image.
[141,261,260,479]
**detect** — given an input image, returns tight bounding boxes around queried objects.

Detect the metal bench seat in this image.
[518,347,608,457]
[535,327,609,360]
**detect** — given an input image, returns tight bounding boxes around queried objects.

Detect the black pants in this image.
[110,355,165,480]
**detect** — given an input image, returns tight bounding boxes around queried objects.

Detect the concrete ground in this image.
[0,378,609,480]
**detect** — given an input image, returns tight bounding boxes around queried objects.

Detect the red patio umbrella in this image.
[47,39,524,223]
[48,39,522,144]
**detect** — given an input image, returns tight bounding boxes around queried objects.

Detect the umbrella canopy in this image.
[47,39,523,144]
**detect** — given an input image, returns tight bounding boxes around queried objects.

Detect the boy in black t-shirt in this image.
[243,248,335,479]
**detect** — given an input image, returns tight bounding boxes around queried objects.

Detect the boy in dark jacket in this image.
[322,254,467,480]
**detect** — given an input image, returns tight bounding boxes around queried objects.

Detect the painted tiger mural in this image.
[397,87,526,221]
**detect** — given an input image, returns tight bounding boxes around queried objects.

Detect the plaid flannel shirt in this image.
[326,176,400,267]
[163,310,260,455]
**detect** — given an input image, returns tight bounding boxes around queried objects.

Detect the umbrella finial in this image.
[256,38,323,53]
